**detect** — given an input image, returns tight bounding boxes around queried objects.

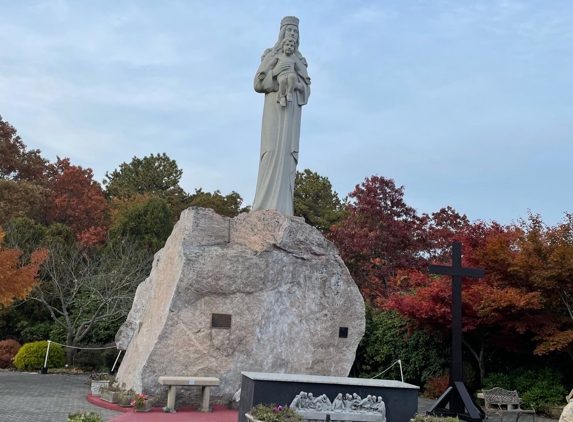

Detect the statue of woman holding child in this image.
[252,16,311,215]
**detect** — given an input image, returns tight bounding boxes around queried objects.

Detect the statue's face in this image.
[283,38,296,55]
[284,25,299,42]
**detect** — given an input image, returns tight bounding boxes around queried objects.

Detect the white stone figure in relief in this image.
[318,394,332,411]
[300,391,309,408]
[252,16,311,216]
[351,393,362,411]
[289,391,386,418]
[307,392,317,409]
[290,393,302,410]
[359,395,372,412]
[345,393,354,412]
[332,393,344,412]
[369,395,378,412]
[378,396,386,422]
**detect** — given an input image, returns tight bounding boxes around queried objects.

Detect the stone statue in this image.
[317,394,332,411]
[307,392,317,409]
[359,395,372,412]
[290,393,302,410]
[351,393,362,411]
[289,391,386,421]
[378,396,386,422]
[332,393,344,412]
[345,393,354,412]
[252,16,311,216]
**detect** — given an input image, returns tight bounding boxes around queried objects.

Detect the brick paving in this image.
[417,396,556,422]
[0,371,559,422]
[0,371,121,422]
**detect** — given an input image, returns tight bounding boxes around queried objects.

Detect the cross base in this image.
[428,382,484,422]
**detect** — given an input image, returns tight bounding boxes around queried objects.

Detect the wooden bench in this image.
[482,387,535,422]
[158,376,220,412]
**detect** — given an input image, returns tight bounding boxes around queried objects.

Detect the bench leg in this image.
[167,386,177,410]
[199,386,211,412]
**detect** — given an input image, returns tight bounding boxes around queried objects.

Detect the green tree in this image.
[2,217,47,254]
[189,189,250,217]
[109,196,174,252]
[42,223,77,246]
[104,153,190,220]
[293,169,347,232]
[351,306,449,386]
[0,180,51,226]
[104,153,186,197]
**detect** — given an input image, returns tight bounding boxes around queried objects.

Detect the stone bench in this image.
[158,376,220,412]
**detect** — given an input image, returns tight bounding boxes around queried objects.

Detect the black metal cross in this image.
[428,242,485,422]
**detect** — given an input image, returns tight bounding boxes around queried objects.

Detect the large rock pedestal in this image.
[115,208,365,406]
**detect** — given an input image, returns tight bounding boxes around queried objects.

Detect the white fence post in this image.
[111,350,122,373]
[41,340,51,374]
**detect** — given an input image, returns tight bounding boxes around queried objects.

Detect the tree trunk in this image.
[66,332,74,366]
[462,331,486,385]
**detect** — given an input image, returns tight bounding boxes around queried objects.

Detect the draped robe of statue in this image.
[252,21,310,216]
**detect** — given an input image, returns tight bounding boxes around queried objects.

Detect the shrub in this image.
[73,343,119,371]
[68,412,103,422]
[13,340,66,371]
[483,367,567,410]
[0,339,21,368]
[250,403,303,422]
[352,307,449,385]
[17,320,54,343]
[423,375,450,399]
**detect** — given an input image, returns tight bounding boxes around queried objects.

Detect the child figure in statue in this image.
[261,37,311,106]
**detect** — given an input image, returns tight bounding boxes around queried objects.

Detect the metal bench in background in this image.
[482,387,535,422]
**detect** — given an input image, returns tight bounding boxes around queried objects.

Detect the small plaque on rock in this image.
[339,327,348,338]
[211,313,232,329]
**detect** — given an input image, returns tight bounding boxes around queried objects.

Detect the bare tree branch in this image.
[29,237,153,364]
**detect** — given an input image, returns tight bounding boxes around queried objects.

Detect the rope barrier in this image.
[41,340,122,375]
[370,359,404,382]
[47,340,118,350]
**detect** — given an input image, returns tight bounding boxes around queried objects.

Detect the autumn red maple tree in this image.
[46,157,109,246]
[509,213,573,356]
[327,176,429,300]
[0,229,47,306]
[383,221,546,382]
[0,115,49,182]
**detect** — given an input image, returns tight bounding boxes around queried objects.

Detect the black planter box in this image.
[239,372,419,422]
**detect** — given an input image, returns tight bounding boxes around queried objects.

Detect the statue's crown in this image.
[280,16,299,28]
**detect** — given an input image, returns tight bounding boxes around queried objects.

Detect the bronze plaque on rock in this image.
[211,313,232,329]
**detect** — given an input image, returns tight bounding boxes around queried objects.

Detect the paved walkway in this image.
[0,371,121,422]
[0,371,559,422]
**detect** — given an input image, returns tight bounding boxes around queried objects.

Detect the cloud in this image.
[0,0,572,225]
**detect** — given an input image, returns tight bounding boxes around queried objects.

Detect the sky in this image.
[0,0,572,225]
